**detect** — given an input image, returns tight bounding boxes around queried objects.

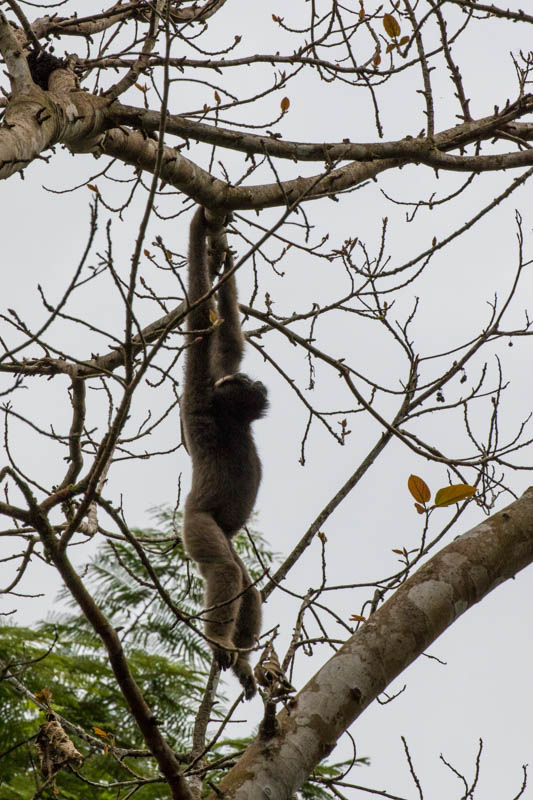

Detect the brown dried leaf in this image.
[408,474,431,504]
[281,96,290,112]
[383,13,401,38]
[35,688,53,706]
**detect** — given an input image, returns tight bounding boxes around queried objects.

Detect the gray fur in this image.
[182,208,268,699]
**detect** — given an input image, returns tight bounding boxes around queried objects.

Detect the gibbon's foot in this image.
[211,639,237,671]
[233,659,257,700]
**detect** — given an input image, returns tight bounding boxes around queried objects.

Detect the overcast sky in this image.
[2,2,533,797]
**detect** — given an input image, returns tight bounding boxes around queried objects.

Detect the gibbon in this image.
[182,207,268,699]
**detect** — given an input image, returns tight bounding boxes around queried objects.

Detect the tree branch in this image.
[211,487,533,800]
[107,97,533,163]
[33,511,193,800]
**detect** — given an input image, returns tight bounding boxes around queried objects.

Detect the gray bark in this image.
[209,488,533,800]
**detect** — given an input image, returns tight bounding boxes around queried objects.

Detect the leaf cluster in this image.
[0,508,275,799]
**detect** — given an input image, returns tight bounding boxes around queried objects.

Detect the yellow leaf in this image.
[93,727,108,737]
[350,614,366,622]
[383,13,401,38]
[408,474,431,504]
[280,96,290,112]
[434,484,476,507]
[414,503,426,515]
[209,309,219,324]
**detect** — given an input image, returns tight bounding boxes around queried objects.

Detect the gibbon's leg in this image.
[231,551,262,699]
[183,510,243,669]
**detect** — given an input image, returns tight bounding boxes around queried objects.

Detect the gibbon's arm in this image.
[210,250,245,381]
[184,207,213,394]
[186,207,212,331]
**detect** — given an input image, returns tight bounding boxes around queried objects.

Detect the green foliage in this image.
[0,509,275,799]
[0,508,346,799]
[0,623,179,798]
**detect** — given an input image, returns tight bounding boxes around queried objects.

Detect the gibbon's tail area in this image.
[182,207,268,699]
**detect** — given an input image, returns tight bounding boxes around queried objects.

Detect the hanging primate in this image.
[182,207,268,699]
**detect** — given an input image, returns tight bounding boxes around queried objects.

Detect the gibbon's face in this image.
[214,373,269,420]
[215,372,265,391]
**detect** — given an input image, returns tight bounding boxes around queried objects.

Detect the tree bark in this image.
[209,488,533,800]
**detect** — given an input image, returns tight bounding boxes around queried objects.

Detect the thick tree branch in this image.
[0,85,107,180]
[30,5,141,38]
[107,97,533,163]
[0,10,33,92]
[99,126,398,208]
[210,488,533,800]
[1,80,532,200]
[26,0,229,41]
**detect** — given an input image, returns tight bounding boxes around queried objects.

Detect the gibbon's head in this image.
[214,373,269,422]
